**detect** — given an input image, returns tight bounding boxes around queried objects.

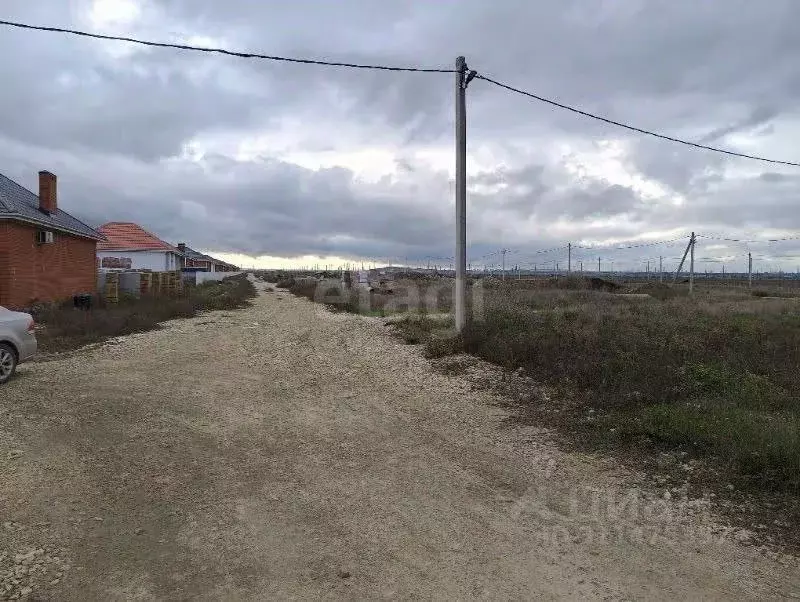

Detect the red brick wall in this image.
[0,221,97,308]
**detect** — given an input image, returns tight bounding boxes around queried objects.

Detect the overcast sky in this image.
[2,0,800,271]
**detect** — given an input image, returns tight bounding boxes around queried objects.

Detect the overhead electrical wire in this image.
[573,236,689,251]
[751,253,800,259]
[525,245,570,255]
[697,234,800,243]
[474,74,800,167]
[0,19,454,72]
[3,19,800,167]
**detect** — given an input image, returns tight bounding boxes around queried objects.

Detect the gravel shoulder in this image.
[1,280,799,600]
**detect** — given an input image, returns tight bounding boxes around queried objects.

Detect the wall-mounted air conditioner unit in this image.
[35,230,54,244]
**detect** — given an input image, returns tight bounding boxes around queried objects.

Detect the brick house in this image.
[0,170,102,309]
[97,223,184,271]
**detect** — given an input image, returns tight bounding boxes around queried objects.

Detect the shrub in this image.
[425,333,463,358]
[458,288,800,491]
[34,274,256,353]
[388,315,440,344]
[276,277,297,289]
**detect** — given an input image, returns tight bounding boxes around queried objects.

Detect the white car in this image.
[0,307,37,384]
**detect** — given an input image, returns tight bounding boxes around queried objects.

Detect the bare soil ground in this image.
[1,279,799,600]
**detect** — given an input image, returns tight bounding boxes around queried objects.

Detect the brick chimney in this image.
[38,171,57,214]
[177,243,186,253]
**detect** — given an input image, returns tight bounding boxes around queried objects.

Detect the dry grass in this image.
[285,277,455,316]
[458,284,800,493]
[283,274,800,494]
[32,274,257,353]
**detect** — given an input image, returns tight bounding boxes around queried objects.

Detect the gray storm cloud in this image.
[1,0,799,268]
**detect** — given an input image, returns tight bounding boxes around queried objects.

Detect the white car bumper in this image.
[17,333,37,362]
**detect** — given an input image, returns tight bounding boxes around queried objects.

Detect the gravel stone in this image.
[0,276,797,599]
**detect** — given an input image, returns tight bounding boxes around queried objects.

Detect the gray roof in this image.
[181,244,238,269]
[181,245,215,262]
[0,172,102,240]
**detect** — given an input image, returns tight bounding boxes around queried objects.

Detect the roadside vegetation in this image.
[277,272,800,500]
[457,283,800,495]
[32,274,256,353]
[273,273,454,317]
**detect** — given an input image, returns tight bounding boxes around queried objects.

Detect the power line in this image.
[9,19,800,270]
[574,236,688,251]
[752,253,800,259]
[697,234,800,243]
[6,16,799,167]
[4,17,799,167]
[511,246,570,261]
[475,74,800,168]
[480,240,685,265]
[529,245,570,255]
[0,19,454,73]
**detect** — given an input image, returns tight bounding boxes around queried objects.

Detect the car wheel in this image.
[0,343,17,384]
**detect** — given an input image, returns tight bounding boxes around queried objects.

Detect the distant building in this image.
[176,243,238,273]
[97,222,184,271]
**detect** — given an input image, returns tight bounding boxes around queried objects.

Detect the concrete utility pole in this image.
[659,256,663,283]
[646,260,650,281]
[674,234,692,283]
[748,252,753,288]
[568,242,572,273]
[689,231,695,295]
[501,248,507,281]
[454,56,471,333]
[598,257,601,273]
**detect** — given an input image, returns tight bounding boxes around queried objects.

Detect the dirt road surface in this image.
[2,279,799,600]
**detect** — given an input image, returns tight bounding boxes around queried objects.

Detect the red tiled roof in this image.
[97,222,177,252]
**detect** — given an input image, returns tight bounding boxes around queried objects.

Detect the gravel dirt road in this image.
[2,279,799,600]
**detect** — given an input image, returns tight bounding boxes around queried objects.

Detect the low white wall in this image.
[188,271,243,285]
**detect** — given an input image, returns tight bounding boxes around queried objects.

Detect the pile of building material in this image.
[97,270,184,302]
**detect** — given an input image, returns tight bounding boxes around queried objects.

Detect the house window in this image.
[35,230,55,245]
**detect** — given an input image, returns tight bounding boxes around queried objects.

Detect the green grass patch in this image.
[455,286,800,492]
[633,403,800,489]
